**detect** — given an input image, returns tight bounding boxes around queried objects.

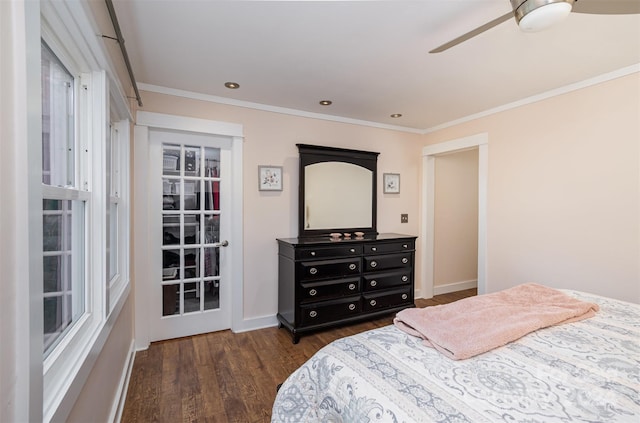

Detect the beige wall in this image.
[35,2,640,418]
[434,148,479,287]
[135,91,424,318]
[64,61,638,420]
[425,73,640,302]
[66,298,133,423]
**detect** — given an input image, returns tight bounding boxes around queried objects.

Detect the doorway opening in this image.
[420,133,488,299]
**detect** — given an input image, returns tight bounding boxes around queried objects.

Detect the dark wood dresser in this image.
[277,233,417,343]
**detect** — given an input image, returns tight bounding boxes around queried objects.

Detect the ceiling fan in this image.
[429,0,640,53]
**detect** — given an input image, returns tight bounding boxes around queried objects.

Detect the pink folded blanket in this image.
[393,283,599,360]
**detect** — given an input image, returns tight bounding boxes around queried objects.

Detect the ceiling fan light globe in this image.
[515,0,573,32]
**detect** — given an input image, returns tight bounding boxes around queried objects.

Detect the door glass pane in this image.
[203,247,219,278]
[162,215,180,245]
[163,249,180,281]
[162,284,179,316]
[184,180,199,211]
[184,248,199,279]
[204,280,219,311]
[163,178,180,210]
[204,180,220,211]
[204,147,220,177]
[185,146,200,176]
[163,145,180,176]
[184,214,199,244]
[184,282,200,313]
[204,215,219,244]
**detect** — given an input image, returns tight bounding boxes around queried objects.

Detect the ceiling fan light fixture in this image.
[511,0,574,32]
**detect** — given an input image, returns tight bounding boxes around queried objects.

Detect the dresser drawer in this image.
[364,253,413,272]
[300,296,362,326]
[363,287,412,312]
[298,257,361,280]
[363,270,411,291]
[363,240,414,255]
[296,244,362,260]
[300,277,360,302]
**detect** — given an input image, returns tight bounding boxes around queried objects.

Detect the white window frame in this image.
[33,1,132,421]
[40,58,105,421]
[40,37,91,361]
[107,118,130,313]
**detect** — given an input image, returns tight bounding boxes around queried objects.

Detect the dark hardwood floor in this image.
[121,288,476,422]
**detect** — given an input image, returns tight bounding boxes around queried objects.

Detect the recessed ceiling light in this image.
[390,113,402,118]
[224,82,240,89]
[319,100,332,106]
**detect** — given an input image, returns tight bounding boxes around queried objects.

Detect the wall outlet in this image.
[401,214,408,223]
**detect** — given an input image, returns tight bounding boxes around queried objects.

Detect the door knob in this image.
[213,240,229,247]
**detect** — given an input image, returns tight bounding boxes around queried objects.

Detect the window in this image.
[106,123,119,283]
[31,1,132,420]
[41,41,88,356]
[106,119,130,312]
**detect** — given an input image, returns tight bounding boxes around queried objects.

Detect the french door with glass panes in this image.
[149,129,232,341]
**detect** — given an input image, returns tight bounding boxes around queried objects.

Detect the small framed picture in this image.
[258,165,283,191]
[383,173,400,194]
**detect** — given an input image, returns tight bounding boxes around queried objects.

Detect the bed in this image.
[271,290,639,422]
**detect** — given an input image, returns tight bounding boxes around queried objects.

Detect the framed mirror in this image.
[298,144,379,238]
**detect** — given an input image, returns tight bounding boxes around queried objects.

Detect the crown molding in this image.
[424,63,640,134]
[137,83,424,134]
[138,63,639,135]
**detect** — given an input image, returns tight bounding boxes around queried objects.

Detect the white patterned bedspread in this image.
[271,291,640,422]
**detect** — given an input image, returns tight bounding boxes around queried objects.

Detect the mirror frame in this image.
[298,144,379,238]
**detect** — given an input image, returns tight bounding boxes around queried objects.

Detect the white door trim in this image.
[133,112,244,350]
[421,133,488,299]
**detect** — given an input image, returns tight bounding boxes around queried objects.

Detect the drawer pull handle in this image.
[370,261,377,268]
[309,267,318,275]
[371,247,377,252]
[402,257,408,264]
[402,294,408,300]
[350,248,355,253]
[348,303,356,311]
[370,280,377,287]
[309,289,317,296]
[349,263,357,271]
[310,251,316,256]
[402,275,408,282]
[370,300,377,306]
[348,283,356,290]
[309,310,317,318]
[403,244,408,248]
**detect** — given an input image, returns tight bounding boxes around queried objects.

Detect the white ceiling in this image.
[111,0,640,132]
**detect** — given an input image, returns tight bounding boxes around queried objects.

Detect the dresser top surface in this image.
[277,233,417,247]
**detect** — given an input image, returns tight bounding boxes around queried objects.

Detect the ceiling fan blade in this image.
[572,0,640,14]
[429,11,513,53]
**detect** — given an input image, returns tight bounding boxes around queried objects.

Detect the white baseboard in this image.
[433,279,478,296]
[232,314,279,333]
[109,340,136,423]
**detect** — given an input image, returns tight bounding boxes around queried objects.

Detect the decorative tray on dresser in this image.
[276,233,417,343]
